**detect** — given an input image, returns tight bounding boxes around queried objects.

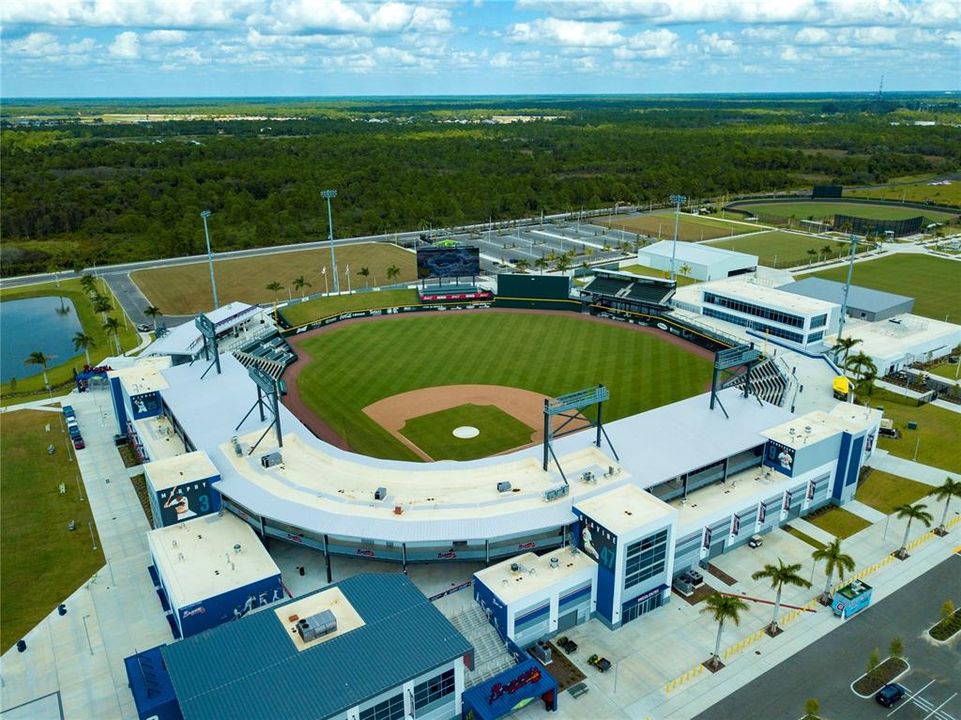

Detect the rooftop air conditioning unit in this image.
[296,609,337,643]
[374,487,387,501]
[497,482,512,493]
[261,452,282,468]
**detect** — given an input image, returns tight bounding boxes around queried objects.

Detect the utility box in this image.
[374,487,387,501]
[261,452,283,468]
[497,482,512,493]
[296,609,338,643]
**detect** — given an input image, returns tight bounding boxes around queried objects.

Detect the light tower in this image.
[322,189,339,294]
[200,210,219,310]
[835,233,860,352]
[668,194,687,282]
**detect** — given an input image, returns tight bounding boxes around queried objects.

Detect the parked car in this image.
[748,534,764,548]
[875,684,905,708]
[137,323,151,332]
[72,437,85,450]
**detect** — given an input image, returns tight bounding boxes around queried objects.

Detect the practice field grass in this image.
[847,179,961,207]
[132,242,416,315]
[706,230,855,268]
[0,410,105,651]
[728,201,956,223]
[855,470,933,515]
[294,313,713,460]
[863,388,961,474]
[803,255,961,322]
[1,278,139,405]
[399,404,535,461]
[282,289,420,328]
[596,212,758,242]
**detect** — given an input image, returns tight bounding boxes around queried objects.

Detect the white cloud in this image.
[795,25,899,46]
[251,1,452,36]
[109,31,141,59]
[624,28,679,58]
[781,45,801,61]
[697,30,738,55]
[145,30,188,45]
[506,18,624,47]
[1,0,253,29]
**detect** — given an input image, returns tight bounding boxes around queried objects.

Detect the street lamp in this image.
[200,210,219,310]
[322,189,340,294]
[669,194,687,282]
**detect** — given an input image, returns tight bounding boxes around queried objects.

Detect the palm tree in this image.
[24,351,51,387]
[92,294,112,323]
[386,264,400,283]
[893,502,934,559]
[143,305,163,331]
[822,245,833,261]
[514,258,530,273]
[73,332,96,367]
[807,248,818,265]
[80,274,97,295]
[534,257,548,274]
[103,317,122,355]
[292,275,312,299]
[932,477,961,536]
[358,267,370,288]
[812,538,856,604]
[845,351,877,380]
[832,336,862,363]
[265,281,284,321]
[679,262,692,278]
[703,592,748,670]
[752,558,812,635]
[554,256,571,274]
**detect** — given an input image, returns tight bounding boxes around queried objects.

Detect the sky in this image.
[1,0,959,98]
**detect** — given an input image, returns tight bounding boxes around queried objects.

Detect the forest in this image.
[1,94,959,276]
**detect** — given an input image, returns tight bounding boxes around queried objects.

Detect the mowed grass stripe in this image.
[294,313,713,460]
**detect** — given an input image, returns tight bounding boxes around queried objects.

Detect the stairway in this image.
[450,604,517,688]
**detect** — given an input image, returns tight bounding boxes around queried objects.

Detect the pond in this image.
[0,295,84,383]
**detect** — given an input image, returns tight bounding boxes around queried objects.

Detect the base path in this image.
[362,385,590,461]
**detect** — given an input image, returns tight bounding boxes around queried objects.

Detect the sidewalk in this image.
[0,387,172,720]
[868,451,955,485]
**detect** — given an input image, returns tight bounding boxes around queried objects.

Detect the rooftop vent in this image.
[296,609,337,643]
[497,481,512,493]
[261,451,282,468]
[234,544,242,554]
[509,562,521,574]
[549,557,559,569]
[374,487,387,501]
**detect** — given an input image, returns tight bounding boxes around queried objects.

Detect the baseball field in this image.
[287,312,714,461]
[728,200,956,223]
[803,254,961,322]
[596,212,759,242]
[706,230,858,268]
[131,242,416,315]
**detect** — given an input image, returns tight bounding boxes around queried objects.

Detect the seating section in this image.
[583,274,675,308]
[722,358,788,407]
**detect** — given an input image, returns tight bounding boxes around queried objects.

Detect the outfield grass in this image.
[729,201,957,222]
[804,255,961,323]
[847,179,961,207]
[400,404,534,461]
[0,410,105,651]
[1,278,140,405]
[706,230,857,269]
[618,264,698,286]
[294,313,713,460]
[132,243,416,315]
[806,506,872,538]
[282,289,421,328]
[862,388,961,473]
[596,212,758,242]
[855,469,933,515]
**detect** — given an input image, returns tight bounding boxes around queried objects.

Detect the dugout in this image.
[494,273,578,311]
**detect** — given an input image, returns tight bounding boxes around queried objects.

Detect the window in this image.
[624,529,668,589]
[811,314,827,329]
[808,331,824,343]
[414,668,455,712]
[703,292,806,328]
[703,308,806,344]
[359,693,405,720]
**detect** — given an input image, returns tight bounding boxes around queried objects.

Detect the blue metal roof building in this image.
[780,277,914,322]
[161,574,473,720]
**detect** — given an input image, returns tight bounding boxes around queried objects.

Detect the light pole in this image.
[81,614,94,655]
[200,210,219,310]
[835,234,859,350]
[669,194,687,282]
[322,190,340,294]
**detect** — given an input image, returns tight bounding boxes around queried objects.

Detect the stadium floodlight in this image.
[668,194,687,282]
[322,189,340,294]
[835,234,859,364]
[200,210,219,310]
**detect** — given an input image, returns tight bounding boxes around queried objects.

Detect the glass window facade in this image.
[414,668,455,713]
[624,529,668,589]
[811,314,827,329]
[703,307,805,344]
[703,292,805,328]
[808,330,824,342]
[359,693,405,720]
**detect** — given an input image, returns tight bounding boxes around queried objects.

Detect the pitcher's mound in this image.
[453,426,480,439]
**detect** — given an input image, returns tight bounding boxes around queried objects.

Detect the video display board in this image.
[417,245,480,279]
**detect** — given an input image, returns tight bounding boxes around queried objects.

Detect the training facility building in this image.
[634,240,758,282]
[779,277,914,323]
[829,315,961,376]
[127,573,473,720]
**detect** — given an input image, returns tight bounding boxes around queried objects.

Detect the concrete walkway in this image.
[0,387,172,720]
[842,499,887,523]
[932,398,961,414]
[868,451,955,485]
[788,517,836,546]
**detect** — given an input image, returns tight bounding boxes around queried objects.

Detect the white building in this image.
[634,240,758,281]
[829,315,961,376]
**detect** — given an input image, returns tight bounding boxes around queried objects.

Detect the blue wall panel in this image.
[473,578,508,640]
[110,376,127,435]
[176,574,284,638]
[832,433,852,501]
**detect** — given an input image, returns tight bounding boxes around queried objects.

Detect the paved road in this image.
[695,554,961,720]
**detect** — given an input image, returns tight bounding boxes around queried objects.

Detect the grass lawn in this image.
[595,212,758,242]
[282,288,421,328]
[618,264,698,286]
[926,361,960,384]
[865,389,961,473]
[783,525,827,550]
[847,180,961,207]
[706,230,858,269]
[0,410,105,651]
[1,278,139,405]
[805,506,872,538]
[728,201,957,223]
[803,255,961,323]
[399,404,535,461]
[131,242,416,315]
[294,312,713,460]
[855,470,933,515]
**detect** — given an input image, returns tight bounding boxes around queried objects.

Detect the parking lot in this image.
[887,679,958,720]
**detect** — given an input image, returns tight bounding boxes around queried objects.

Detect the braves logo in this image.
[182,606,206,618]
[355,549,375,557]
[437,551,457,559]
[517,541,536,550]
